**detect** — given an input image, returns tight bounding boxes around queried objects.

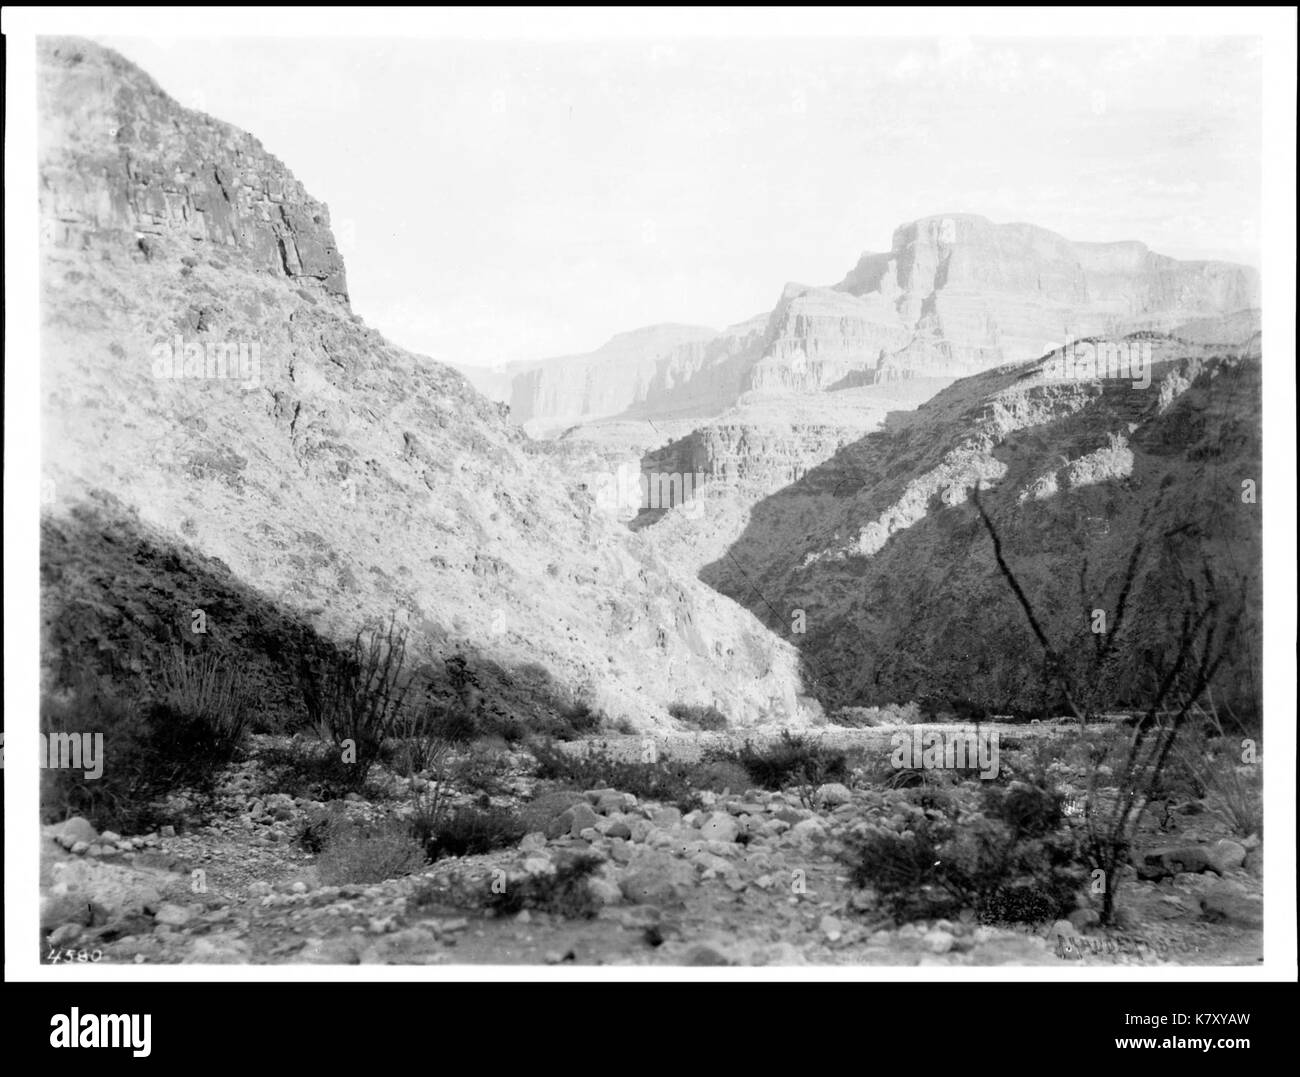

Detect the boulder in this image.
[815,783,853,807]
[698,813,740,843]
[54,817,99,847]
[153,903,195,928]
[1134,845,1220,880]
[651,806,682,829]
[619,851,694,906]
[1206,839,1247,874]
[787,818,829,845]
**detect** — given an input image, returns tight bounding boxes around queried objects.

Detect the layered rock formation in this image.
[473,213,1257,433]
[39,38,348,301]
[760,214,1259,393]
[463,319,767,436]
[38,37,808,730]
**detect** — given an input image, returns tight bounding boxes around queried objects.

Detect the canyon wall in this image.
[38,37,809,731]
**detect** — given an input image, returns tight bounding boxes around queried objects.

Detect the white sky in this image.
[100,35,1262,368]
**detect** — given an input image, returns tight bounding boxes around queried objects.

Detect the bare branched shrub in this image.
[294,615,413,787]
[972,483,1237,923]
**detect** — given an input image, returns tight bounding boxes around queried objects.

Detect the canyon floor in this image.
[39,723,1263,968]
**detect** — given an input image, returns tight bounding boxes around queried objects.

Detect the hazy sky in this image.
[101,35,1262,368]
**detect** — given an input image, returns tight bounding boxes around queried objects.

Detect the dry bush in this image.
[314,817,425,885]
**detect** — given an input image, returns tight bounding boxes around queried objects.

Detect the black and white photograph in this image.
[5,6,1295,1015]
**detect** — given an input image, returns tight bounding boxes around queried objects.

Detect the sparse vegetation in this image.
[261,737,375,802]
[715,730,849,792]
[972,483,1239,924]
[484,851,605,919]
[41,658,254,833]
[841,778,1085,923]
[160,646,255,755]
[314,816,425,886]
[416,804,526,861]
[293,615,414,788]
[528,741,706,812]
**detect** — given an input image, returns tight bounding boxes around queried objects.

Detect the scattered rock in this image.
[683,941,734,966]
[1135,845,1220,880]
[787,818,829,845]
[1207,839,1247,874]
[698,813,739,843]
[649,807,681,829]
[153,903,194,928]
[815,783,853,807]
[55,817,99,847]
[922,929,955,954]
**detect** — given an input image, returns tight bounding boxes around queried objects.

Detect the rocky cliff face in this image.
[38,37,808,730]
[39,38,348,303]
[477,320,766,436]
[757,214,1259,394]
[479,213,1257,436]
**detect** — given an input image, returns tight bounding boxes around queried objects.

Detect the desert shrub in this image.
[528,742,703,813]
[293,615,412,785]
[605,715,638,735]
[41,668,253,833]
[417,805,526,862]
[296,802,349,854]
[485,852,604,919]
[314,816,425,885]
[883,767,927,790]
[477,707,528,744]
[1168,704,1262,837]
[557,699,604,738]
[668,702,729,731]
[689,759,754,795]
[159,646,254,755]
[719,730,849,792]
[841,779,1084,924]
[450,744,516,797]
[260,738,373,801]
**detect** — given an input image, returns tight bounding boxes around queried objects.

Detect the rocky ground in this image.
[39,727,1263,967]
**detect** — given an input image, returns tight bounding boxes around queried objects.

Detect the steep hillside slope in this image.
[684,328,1262,716]
[38,37,808,730]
